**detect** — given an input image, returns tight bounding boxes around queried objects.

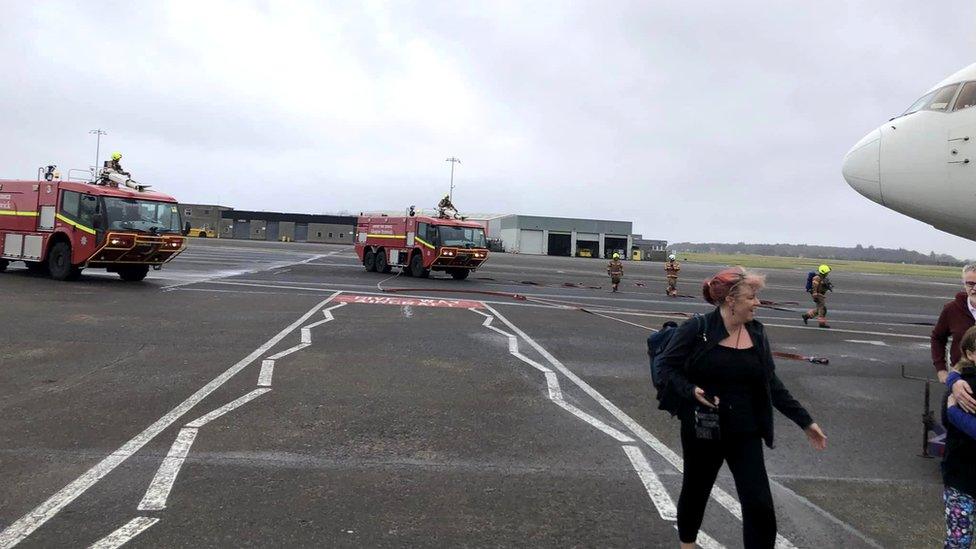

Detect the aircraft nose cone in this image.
[842,129,882,204]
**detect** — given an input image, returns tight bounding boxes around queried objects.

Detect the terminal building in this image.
[486,215,634,259]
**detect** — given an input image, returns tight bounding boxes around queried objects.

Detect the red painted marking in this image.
[336,294,484,309]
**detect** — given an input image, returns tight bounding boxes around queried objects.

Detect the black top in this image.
[689,345,764,435]
[942,366,976,497]
[656,309,814,449]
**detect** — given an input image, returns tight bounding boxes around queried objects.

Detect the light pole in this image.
[89,129,107,179]
[445,157,461,201]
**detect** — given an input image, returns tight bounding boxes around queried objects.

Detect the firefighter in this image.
[802,264,833,328]
[106,152,130,177]
[607,252,624,292]
[665,253,681,296]
[437,194,458,219]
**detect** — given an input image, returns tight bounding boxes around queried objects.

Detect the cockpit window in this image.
[902,90,937,116]
[953,82,976,112]
[924,84,959,112]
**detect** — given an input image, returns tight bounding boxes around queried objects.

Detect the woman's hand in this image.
[951,379,976,414]
[693,387,719,408]
[804,423,827,450]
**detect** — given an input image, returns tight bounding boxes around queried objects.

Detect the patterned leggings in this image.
[945,486,975,548]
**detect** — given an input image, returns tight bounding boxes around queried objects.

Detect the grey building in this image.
[487,215,633,259]
[632,235,669,261]
[214,210,357,243]
[180,204,231,234]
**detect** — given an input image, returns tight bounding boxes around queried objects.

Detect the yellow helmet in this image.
[612,252,620,259]
[818,264,831,275]
[111,152,122,161]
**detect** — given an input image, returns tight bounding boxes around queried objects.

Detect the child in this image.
[943,325,976,548]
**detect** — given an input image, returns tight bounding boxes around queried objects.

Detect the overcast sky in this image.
[2,1,975,257]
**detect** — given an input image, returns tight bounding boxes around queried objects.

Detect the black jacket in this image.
[656,308,814,448]
[942,365,976,497]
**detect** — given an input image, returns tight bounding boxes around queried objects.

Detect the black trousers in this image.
[677,423,776,548]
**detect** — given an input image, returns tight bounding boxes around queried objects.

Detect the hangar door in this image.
[519,229,544,255]
[233,221,250,239]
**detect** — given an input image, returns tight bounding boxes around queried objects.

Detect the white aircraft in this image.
[843,63,976,240]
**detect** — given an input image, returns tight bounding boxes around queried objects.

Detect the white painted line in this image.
[845,340,888,346]
[474,311,632,443]
[0,292,341,549]
[544,371,562,400]
[301,328,312,344]
[550,398,634,442]
[137,428,198,511]
[257,360,275,387]
[88,516,160,549]
[185,388,272,429]
[323,302,347,320]
[622,445,677,521]
[482,303,798,549]
[266,343,311,360]
[673,525,726,549]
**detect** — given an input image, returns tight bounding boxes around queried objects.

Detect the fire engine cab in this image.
[355,214,489,279]
[0,175,186,281]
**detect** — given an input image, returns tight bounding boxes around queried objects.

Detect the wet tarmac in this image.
[0,239,955,548]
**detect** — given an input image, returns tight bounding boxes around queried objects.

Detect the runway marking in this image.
[0,292,342,549]
[482,303,798,549]
[137,428,198,511]
[159,250,342,291]
[88,517,159,549]
[673,525,725,549]
[845,340,888,346]
[622,445,677,521]
[336,294,484,308]
[185,388,271,429]
[266,343,311,360]
[257,359,275,387]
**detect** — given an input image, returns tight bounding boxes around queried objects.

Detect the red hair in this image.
[702,267,765,305]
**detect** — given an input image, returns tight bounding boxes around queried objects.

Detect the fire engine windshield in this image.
[102,197,182,234]
[434,225,487,248]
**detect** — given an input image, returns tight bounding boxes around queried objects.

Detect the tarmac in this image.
[0,238,955,548]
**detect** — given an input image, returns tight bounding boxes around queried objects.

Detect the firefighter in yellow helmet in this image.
[607,252,624,292]
[107,152,130,177]
[802,264,833,328]
[665,253,681,296]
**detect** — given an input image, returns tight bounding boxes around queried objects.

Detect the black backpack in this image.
[647,315,704,390]
[805,271,817,293]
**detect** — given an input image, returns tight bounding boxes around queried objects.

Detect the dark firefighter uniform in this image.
[607,257,623,292]
[802,268,833,328]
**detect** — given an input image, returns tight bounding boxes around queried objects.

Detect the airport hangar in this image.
[180,205,667,260]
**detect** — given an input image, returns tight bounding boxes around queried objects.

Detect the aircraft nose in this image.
[842,129,882,204]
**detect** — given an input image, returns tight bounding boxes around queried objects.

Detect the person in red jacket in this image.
[933,264,976,413]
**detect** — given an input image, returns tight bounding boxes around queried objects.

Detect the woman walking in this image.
[656,267,827,548]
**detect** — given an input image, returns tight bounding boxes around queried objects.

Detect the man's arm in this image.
[931,308,951,373]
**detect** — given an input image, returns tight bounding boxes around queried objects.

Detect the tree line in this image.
[670,242,966,266]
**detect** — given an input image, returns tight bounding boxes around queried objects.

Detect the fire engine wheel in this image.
[448,268,470,280]
[363,250,377,272]
[409,254,429,278]
[375,251,391,274]
[0,259,7,272]
[118,265,150,282]
[47,242,79,281]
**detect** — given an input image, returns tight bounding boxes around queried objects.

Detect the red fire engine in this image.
[355,213,489,279]
[0,176,186,281]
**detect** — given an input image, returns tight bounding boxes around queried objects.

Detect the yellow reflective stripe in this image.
[367,234,405,239]
[56,213,96,235]
[0,210,39,217]
[415,236,434,249]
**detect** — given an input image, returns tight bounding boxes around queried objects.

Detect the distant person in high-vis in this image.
[607,252,623,292]
[802,264,833,329]
[665,254,681,296]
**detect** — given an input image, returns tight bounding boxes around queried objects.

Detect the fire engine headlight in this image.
[443,250,454,257]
